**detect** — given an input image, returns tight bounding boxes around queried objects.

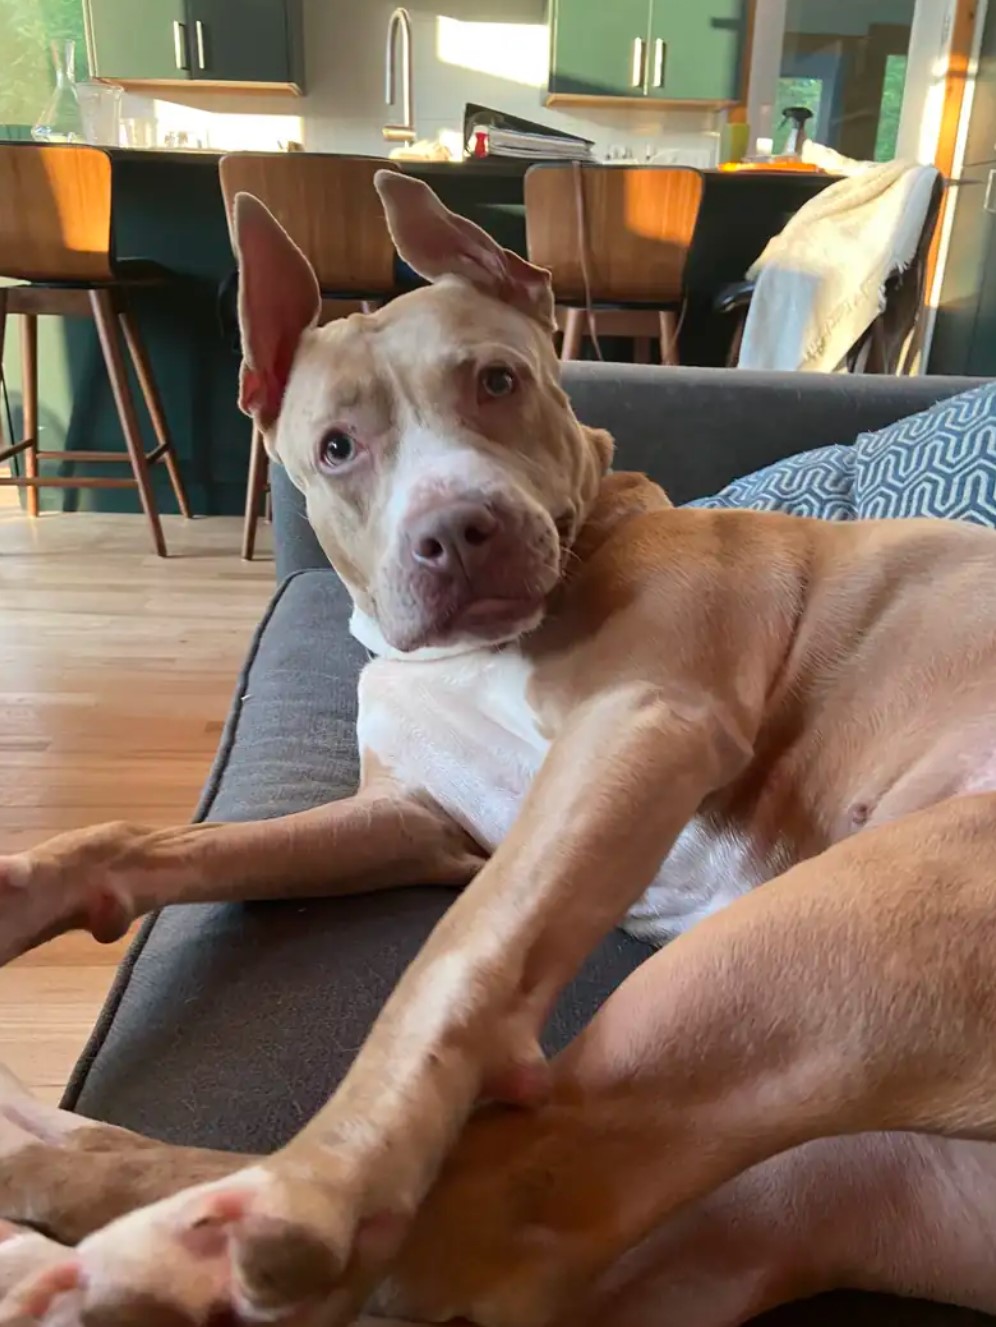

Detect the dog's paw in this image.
[0,823,141,963]
[0,1160,410,1327]
[0,1221,73,1303]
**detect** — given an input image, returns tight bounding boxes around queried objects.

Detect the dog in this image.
[0,171,995,1327]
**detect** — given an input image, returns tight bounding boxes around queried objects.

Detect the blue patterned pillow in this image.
[687,383,996,527]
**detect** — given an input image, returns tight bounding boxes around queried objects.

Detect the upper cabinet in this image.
[548,0,749,107]
[549,0,652,100]
[84,0,305,92]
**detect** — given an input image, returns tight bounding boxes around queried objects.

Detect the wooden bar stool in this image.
[0,144,189,556]
[524,164,704,366]
[219,154,400,560]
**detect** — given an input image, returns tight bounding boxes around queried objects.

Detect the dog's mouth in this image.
[387,585,550,654]
[457,594,547,632]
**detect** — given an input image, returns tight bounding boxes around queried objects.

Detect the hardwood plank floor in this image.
[0,500,273,1103]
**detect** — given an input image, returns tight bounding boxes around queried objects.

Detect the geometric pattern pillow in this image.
[854,381,996,524]
[686,440,856,519]
[686,382,996,528]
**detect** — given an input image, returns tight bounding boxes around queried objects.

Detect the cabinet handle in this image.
[172,19,189,71]
[652,38,666,89]
[631,37,646,89]
[195,19,207,70]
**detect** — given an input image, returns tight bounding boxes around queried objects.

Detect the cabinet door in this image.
[187,0,291,84]
[85,0,191,80]
[648,0,747,102]
[549,0,653,98]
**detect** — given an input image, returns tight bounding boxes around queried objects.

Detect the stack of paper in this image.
[471,125,595,161]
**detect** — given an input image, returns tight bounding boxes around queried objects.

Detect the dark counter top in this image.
[103,145,535,178]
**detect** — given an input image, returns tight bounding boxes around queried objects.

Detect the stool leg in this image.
[633,336,651,364]
[89,289,167,558]
[561,307,585,361]
[242,425,268,561]
[0,289,6,454]
[20,313,40,517]
[659,311,680,367]
[118,305,191,519]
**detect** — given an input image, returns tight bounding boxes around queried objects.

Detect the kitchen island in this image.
[1,148,828,518]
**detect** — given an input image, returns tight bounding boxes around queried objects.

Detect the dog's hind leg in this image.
[378,793,996,1327]
[0,1063,250,1246]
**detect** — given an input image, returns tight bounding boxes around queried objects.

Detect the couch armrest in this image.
[273,462,331,582]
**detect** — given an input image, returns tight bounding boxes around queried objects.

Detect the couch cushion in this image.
[63,570,652,1150]
[688,382,996,525]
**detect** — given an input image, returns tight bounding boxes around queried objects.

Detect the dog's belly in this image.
[357,653,760,947]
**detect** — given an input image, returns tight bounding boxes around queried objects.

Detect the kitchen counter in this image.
[4,149,829,517]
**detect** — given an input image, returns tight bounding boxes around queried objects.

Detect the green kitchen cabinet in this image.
[84,0,191,82]
[549,0,652,99]
[83,0,304,90]
[647,1,747,102]
[548,0,748,105]
[187,0,303,88]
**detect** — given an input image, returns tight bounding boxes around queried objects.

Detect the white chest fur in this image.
[357,648,550,855]
[356,650,754,946]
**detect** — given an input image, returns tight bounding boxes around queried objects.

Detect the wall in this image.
[136,0,722,162]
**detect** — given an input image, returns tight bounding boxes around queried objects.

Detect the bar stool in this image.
[0,144,189,556]
[219,154,400,560]
[524,164,704,366]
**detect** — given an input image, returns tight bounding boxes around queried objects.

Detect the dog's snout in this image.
[409,503,500,577]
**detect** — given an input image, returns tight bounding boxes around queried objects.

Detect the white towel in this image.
[738,148,939,373]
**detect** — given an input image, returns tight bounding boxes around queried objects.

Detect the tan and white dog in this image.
[0,172,995,1327]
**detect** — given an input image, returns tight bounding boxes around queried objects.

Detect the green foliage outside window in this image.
[0,0,89,135]
[874,54,907,161]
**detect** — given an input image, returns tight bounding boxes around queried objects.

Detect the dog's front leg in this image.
[12,683,750,1327]
[0,777,484,963]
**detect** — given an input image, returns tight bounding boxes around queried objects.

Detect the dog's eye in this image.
[319,430,355,469]
[478,365,517,400]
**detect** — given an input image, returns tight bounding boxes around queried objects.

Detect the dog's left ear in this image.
[375,170,555,332]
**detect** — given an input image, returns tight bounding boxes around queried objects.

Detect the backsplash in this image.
[126,0,723,162]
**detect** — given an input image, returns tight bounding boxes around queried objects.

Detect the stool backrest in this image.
[0,144,114,283]
[525,164,704,305]
[218,154,399,295]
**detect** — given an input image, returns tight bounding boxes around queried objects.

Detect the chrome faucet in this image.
[383,7,416,144]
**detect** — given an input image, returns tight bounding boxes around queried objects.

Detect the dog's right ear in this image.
[232,193,321,427]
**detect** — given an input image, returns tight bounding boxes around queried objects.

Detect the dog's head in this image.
[233,172,613,657]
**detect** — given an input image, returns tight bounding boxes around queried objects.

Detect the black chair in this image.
[715,171,945,375]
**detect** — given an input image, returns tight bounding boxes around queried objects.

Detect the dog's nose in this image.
[409,502,499,577]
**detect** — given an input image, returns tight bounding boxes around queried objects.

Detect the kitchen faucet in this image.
[383,7,416,144]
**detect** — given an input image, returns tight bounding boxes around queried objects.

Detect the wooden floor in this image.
[0,498,272,1103]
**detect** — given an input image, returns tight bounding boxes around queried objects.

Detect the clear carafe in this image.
[32,40,85,144]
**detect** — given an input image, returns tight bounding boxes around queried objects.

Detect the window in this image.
[773,0,915,161]
[1,0,89,136]
[874,53,908,161]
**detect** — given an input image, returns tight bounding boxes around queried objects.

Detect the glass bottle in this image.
[32,40,86,144]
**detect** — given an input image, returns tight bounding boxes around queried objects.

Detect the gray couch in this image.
[65,365,991,1326]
